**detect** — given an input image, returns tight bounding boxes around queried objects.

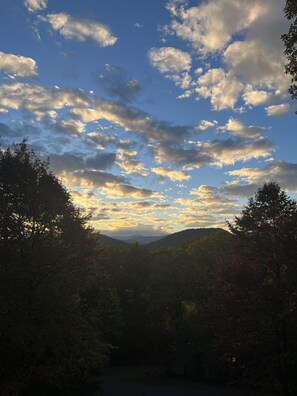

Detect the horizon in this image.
[0,0,296,237]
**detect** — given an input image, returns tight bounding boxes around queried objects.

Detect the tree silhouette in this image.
[282,0,297,102]
[218,182,297,396]
[0,141,111,395]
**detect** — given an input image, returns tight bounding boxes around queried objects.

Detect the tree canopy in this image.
[282,0,297,101]
[0,141,116,395]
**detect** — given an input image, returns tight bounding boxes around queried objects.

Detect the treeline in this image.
[1,142,297,396]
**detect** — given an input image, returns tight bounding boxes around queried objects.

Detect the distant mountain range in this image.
[99,228,226,250]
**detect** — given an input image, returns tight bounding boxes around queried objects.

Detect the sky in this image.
[0,0,296,237]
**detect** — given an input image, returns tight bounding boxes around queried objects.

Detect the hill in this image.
[98,233,129,247]
[147,228,226,251]
[120,235,167,244]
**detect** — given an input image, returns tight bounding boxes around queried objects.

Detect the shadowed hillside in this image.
[147,228,228,250]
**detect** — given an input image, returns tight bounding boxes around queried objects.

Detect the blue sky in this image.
[0,0,296,236]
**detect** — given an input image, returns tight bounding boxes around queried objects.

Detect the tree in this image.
[0,141,113,395]
[217,183,297,395]
[282,0,297,101]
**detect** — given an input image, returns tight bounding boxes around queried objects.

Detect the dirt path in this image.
[99,366,265,396]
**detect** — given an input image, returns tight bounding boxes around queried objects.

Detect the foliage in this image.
[282,0,297,101]
[217,182,297,395]
[0,142,117,395]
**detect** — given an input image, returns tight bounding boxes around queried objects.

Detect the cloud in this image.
[152,167,190,181]
[49,153,85,173]
[85,152,116,170]
[243,88,272,106]
[42,13,117,47]
[84,131,116,147]
[163,0,290,110]
[0,83,88,117]
[116,148,147,176]
[148,47,191,73]
[0,52,38,78]
[224,118,266,139]
[227,161,297,192]
[168,0,266,53]
[66,170,125,188]
[153,136,273,169]
[195,120,217,131]
[24,0,47,13]
[195,69,243,110]
[98,64,141,102]
[201,138,273,166]
[55,119,85,136]
[71,100,190,143]
[265,104,291,116]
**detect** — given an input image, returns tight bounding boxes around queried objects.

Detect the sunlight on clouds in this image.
[42,13,117,47]
[195,69,243,110]
[0,52,38,78]
[224,118,266,139]
[168,0,266,53]
[265,104,290,116]
[0,83,88,115]
[152,167,190,181]
[228,161,297,192]
[148,47,192,73]
[24,0,47,13]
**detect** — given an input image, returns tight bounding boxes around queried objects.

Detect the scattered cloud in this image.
[24,0,48,13]
[0,82,88,117]
[265,103,291,116]
[98,64,141,102]
[224,118,266,139]
[116,148,147,176]
[195,120,217,131]
[195,69,243,110]
[42,13,117,47]
[227,160,297,192]
[148,47,191,73]
[168,0,266,54]
[152,167,191,181]
[0,52,38,78]
[71,100,190,143]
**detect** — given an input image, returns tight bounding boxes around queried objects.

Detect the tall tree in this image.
[217,183,297,396]
[0,142,113,395]
[282,0,297,101]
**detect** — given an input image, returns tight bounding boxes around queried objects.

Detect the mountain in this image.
[119,235,167,245]
[147,228,226,251]
[98,234,129,247]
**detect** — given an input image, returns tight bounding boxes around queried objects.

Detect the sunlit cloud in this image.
[0,52,38,78]
[148,47,191,73]
[152,167,190,181]
[42,13,117,47]
[265,104,291,116]
[24,0,48,13]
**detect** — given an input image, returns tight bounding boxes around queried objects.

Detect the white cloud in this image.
[152,167,190,181]
[195,120,217,131]
[168,0,267,54]
[43,13,117,47]
[243,88,272,106]
[24,0,47,13]
[56,119,85,136]
[225,118,266,139]
[265,104,290,116]
[71,100,190,143]
[148,47,191,73]
[116,148,147,176]
[227,161,297,192]
[0,82,88,116]
[0,52,38,78]
[195,69,243,110]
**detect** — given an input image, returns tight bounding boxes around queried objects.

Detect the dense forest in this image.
[1,142,297,396]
